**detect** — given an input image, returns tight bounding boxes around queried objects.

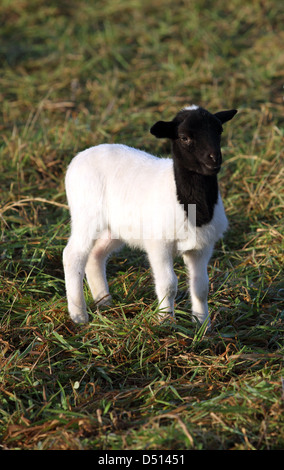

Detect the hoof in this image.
[70,312,89,324]
[157,311,176,324]
[95,294,112,307]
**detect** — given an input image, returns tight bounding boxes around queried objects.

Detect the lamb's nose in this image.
[208,153,217,163]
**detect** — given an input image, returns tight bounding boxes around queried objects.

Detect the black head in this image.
[150,106,237,176]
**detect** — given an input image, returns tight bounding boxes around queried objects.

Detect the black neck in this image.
[173,160,219,227]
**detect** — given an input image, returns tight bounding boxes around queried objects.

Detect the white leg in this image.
[183,246,213,326]
[63,239,90,324]
[146,242,177,319]
[85,234,123,305]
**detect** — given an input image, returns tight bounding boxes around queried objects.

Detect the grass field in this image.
[0,0,283,451]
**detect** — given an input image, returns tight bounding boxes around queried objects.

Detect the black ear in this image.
[150,120,177,139]
[214,109,238,124]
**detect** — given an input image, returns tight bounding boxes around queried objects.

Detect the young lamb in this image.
[63,105,237,326]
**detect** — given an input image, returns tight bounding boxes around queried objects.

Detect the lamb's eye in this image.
[180,135,191,144]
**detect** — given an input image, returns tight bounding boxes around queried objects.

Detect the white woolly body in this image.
[65,144,228,252]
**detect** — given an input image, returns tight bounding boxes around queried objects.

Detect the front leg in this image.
[146,241,177,320]
[183,246,213,327]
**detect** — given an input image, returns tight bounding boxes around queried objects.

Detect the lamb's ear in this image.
[150,120,177,139]
[214,109,238,124]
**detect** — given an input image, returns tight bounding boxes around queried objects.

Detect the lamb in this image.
[63,105,237,326]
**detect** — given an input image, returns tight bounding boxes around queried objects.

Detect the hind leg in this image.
[85,231,123,306]
[63,237,91,324]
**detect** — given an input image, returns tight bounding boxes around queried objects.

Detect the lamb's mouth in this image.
[203,162,221,173]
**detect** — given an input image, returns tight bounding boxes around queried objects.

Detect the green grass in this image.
[0,0,283,450]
